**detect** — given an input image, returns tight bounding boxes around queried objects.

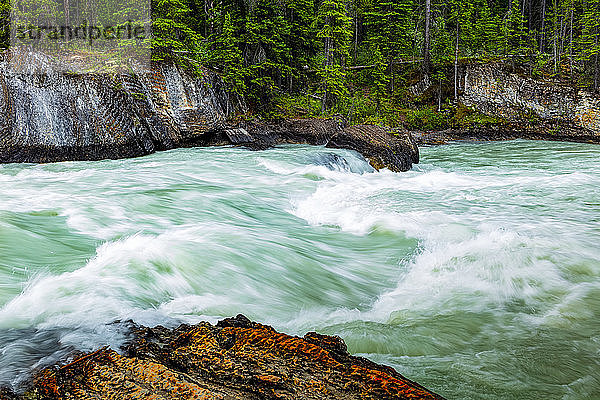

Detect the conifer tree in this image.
[581,0,600,90]
[314,0,352,111]
[370,44,389,109]
[211,12,246,95]
[504,0,528,58]
[245,0,292,105]
[284,0,319,91]
[365,0,414,93]
[475,1,501,56]
[152,0,200,61]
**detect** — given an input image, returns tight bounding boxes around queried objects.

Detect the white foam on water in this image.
[289,157,599,331]
[0,226,218,331]
[1,142,600,398]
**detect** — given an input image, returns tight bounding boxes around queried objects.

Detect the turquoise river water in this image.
[0,140,599,399]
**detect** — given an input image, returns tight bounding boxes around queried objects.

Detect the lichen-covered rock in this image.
[7,315,444,400]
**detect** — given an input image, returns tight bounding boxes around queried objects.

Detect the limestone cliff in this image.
[0,50,237,163]
[461,64,600,134]
[414,63,600,144]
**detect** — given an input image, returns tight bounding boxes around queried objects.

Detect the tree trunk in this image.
[528,0,532,31]
[64,0,70,36]
[553,0,559,72]
[438,76,442,112]
[594,33,598,92]
[424,0,431,73]
[570,9,573,79]
[354,17,358,64]
[455,25,459,102]
[322,35,331,113]
[540,0,546,53]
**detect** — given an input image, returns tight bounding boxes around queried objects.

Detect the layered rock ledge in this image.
[412,63,600,145]
[0,51,418,172]
[1,315,444,400]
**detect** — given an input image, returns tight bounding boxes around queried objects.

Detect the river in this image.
[0,140,599,399]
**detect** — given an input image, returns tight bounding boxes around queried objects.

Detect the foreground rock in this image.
[1,315,443,400]
[0,51,418,172]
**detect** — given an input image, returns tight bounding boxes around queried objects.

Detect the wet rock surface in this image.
[412,124,600,146]
[1,315,444,400]
[234,120,419,172]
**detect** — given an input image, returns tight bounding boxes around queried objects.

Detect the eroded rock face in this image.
[4,315,444,400]
[0,51,419,171]
[0,50,236,163]
[460,64,600,139]
[411,63,600,145]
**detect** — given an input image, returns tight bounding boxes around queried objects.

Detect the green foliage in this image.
[270,93,322,118]
[405,106,450,130]
[4,0,600,120]
[151,0,201,62]
[365,0,415,61]
[452,104,504,128]
[504,0,530,57]
[580,0,600,74]
[244,0,292,106]
[370,45,389,105]
[285,0,319,87]
[474,1,502,56]
[314,0,352,111]
[210,12,246,95]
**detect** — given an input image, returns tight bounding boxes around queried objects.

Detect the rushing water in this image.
[0,140,599,399]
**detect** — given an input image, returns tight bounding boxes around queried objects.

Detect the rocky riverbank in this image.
[411,125,600,146]
[0,315,444,400]
[0,50,418,172]
[5,50,600,170]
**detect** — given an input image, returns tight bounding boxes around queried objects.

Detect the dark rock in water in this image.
[2,316,444,400]
[0,51,419,172]
[237,119,419,172]
[328,125,419,172]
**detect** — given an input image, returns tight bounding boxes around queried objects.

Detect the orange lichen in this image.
[17,316,444,400]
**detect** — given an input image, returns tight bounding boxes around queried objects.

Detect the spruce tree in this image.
[284,0,319,92]
[244,0,292,105]
[211,12,246,95]
[504,0,528,59]
[581,0,600,90]
[314,0,352,112]
[152,0,200,61]
[365,0,415,94]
